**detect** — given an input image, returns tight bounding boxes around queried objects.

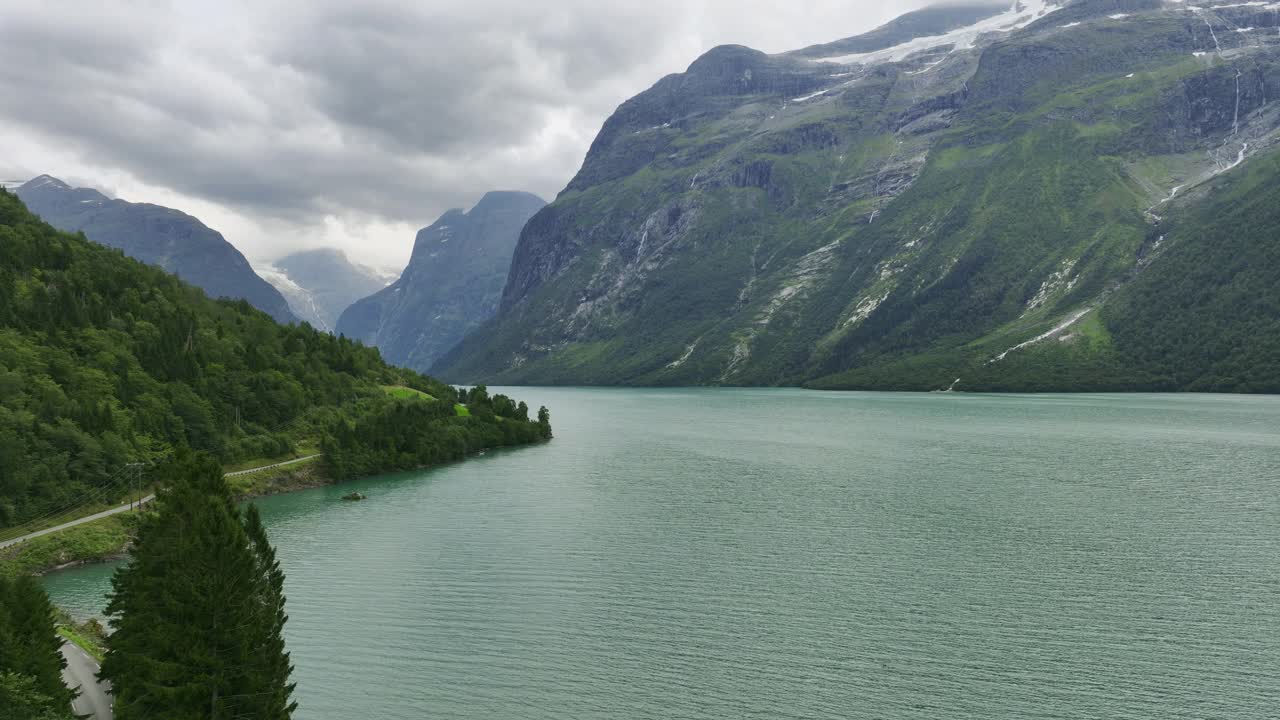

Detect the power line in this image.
[0,454,170,541]
[0,465,136,540]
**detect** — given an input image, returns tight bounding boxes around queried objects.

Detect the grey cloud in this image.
[266,0,689,155]
[0,3,164,73]
[0,0,929,264]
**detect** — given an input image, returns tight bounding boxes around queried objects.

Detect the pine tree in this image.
[243,505,297,719]
[0,576,72,708]
[537,406,552,438]
[0,672,75,720]
[102,451,296,719]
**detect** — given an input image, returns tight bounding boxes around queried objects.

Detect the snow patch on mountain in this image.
[257,264,330,332]
[816,0,1062,67]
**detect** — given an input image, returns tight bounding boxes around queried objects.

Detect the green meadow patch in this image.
[381,385,435,401]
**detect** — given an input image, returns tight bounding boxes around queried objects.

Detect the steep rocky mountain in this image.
[258,248,393,333]
[436,0,1280,392]
[16,175,297,324]
[337,192,546,373]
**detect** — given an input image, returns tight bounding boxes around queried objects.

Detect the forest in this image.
[324,385,550,481]
[0,189,550,529]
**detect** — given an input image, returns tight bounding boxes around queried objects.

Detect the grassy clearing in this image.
[221,443,321,473]
[225,455,327,497]
[381,385,435,401]
[1070,311,1113,347]
[0,514,135,580]
[454,404,470,417]
[58,624,106,662]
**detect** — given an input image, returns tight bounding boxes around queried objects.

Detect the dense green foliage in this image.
[813,147,1280,393]
[0,672,74,720]
[243,504,297,719]
[323,386,551,481]
[102,452,296,719]
[0,575,73,717]
[0,189,549,528]
[1100,152,1280,393]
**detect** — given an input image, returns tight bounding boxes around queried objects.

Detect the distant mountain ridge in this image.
[336,191,546,373]
[258,248,393,333]
[15,175,296,324]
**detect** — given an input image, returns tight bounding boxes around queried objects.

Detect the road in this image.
[223,453,320,477]
[62,641,112,720]
[1,454,320,550]
[0,499,154,551]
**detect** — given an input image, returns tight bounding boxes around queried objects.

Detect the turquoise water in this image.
[43,389,1280,718]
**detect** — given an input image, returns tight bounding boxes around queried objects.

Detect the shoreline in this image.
[6,441,548,578]
[35,553,131,577]
[3,461,329,579]
[478,383,1280,398]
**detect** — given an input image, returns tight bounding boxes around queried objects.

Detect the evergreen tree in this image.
[0,576,72,708]
[537,406,552,438]
[0,672,75,720]
[243,505,297,719]
[102,451,295,719]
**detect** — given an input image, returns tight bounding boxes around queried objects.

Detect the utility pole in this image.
[125,463,146,510]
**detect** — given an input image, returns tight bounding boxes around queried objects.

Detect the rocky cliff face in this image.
[16,176,297,324]
[258,249,392,332]
[435,0,1280,392]
[336,191,545,373]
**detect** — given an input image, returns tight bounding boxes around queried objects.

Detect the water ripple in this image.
[42,390,1280,719]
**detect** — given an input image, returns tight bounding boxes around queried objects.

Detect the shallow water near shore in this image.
[43,389,1280,719]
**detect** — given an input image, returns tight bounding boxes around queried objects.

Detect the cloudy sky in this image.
[0,0,939,271]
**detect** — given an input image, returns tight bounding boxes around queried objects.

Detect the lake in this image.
[43,389,1280,718]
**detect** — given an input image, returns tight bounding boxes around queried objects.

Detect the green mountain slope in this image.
[16,176,298,325]
[0,190,548,528]
[435,0,1280,392]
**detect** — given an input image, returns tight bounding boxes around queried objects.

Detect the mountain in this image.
[435,0,1280,393]
[258,248,394,333]
[15,175,297,324]
[337,191,546,373]
[789,2,1009,59]
[0,188,550,528]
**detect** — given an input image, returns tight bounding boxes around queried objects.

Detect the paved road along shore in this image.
[0,454,321,550]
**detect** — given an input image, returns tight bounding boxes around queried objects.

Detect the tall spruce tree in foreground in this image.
[0,576,74,718]
[0,672,75,720]
[243,505,297,719]
[102,452,295,719]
